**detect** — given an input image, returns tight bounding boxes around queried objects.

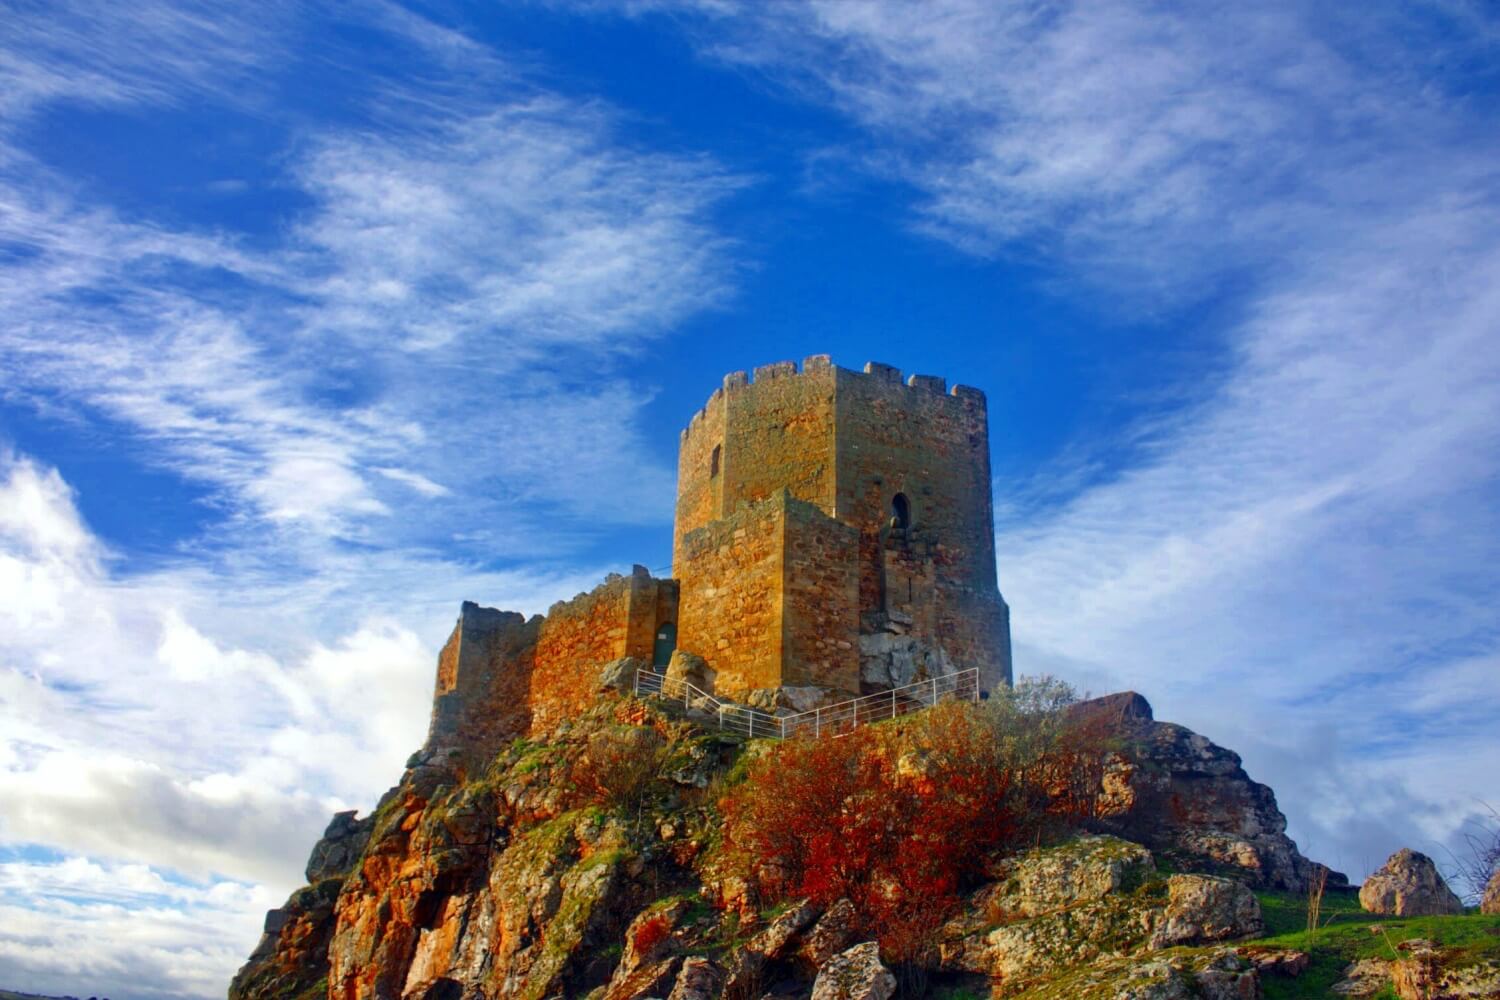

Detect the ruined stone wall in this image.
[674,496,785,697]
[780,497,860,690]
[425,603,540,775]
[530,567,675,733]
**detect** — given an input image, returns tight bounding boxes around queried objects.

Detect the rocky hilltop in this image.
[230,663,1368,1000]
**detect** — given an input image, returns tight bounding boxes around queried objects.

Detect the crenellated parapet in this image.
[681,356,985,442]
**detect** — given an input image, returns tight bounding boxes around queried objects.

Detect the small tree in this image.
[1442,802,1500,905]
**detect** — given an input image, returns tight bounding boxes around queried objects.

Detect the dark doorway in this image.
[652,621,677,668]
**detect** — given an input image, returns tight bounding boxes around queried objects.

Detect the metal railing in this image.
[633,667,980,740]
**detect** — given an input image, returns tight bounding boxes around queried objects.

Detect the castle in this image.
[425,356,1012,766]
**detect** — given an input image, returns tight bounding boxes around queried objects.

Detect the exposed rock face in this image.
[235,686,1348,1000]
[598,656,646,695]
[857,631,956,689]
[229,879,344,1000]
[1360,848,1465,916]
[1481,868,1500,915]
[809,941,895,1000]
[666,957,721,1000]
[1078,691,1341,890]
[939,835,1263,994]
[1333,939,1500,1000]
[665,649,714,694]
[304,810,374,884]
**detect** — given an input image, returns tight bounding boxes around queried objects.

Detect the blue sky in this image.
[2,2,1499,997]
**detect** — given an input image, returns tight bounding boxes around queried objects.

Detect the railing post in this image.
[931,676,938,706]
[748,712,754,740]
[891,688,897,719]
[815,707,821,738]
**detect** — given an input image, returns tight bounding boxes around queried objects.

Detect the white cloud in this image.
[0,855,275,1000]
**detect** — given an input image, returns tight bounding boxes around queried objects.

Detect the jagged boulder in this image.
[665,649,714,694]
[1148,875,1263,949]
[305,809,374,883]
[978,834,1155,919]
[722,898,821,996]
[810,941,896,1000]
[1359,848,1464,916]
[1481,868,1500,915]
[797,898,858,968]
[598,656,647,694]
[667,957,722,1000]
[1076,691,1343,890]
[1332,958,1391,997]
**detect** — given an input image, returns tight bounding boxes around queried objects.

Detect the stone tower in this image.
[672,354,1012,699]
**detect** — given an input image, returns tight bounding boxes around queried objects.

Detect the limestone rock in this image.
[979,834,1155,919]
[940,836,1261,993]
[858,632,954,689]
[797,898,858,969]
[1077,691,1345,890]
[604,899,690,1000]
[1148,874,1264,949]
[666,957,722,1000]
[1191,950,1261,1000]
[810,941,896,1000]
[722,898,821,996]
[744,685,842,715]
[1391,938,1442,1000]
[1332,959,1392,997]
[1482,868,1500,915]
[599,656,647,694]
[665,649,714,694]
[1359,848,1464,916]
[305,809,374,883]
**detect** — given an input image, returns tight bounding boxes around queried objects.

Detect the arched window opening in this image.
[710,444,721,478]
[891,492,911,531]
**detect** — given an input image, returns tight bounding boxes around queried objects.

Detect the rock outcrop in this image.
[233,687,1357,1000]
[1332,940,1500,999]
[809,942,896,1000]
[939,835,1264,994]
[1482,868,1500,915]
[1078,692,1343,890]
[1359,848,1465,916]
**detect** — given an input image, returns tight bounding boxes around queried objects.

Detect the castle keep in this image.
[673,355,1011,696]
[425,356,1012,766]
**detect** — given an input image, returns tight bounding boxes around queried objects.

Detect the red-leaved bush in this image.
[629,910,673,959]
[718,687,1111,963]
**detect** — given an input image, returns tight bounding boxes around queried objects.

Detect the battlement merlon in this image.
[680,356,986,438]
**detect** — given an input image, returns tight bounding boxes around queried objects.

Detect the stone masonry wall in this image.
[673,356,838,574]
[425,603,540,775]
[675,496,786,697]
[832,364,1010,693]
[530,567,675,734]
[672,357,1012,696]
[780,496,860,690]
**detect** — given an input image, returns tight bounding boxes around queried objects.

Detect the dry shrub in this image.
[567,724,664,813]
[717,679,1111,965]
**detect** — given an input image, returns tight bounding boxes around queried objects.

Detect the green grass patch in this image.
[1249,891,1500,999]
